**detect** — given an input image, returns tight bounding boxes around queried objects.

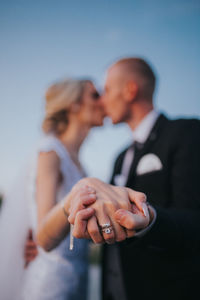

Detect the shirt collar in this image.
[132,110,160,144]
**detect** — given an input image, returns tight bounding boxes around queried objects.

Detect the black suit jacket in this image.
[103,114,200,300]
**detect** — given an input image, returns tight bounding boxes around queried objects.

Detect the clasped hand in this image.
[65,178,150,244]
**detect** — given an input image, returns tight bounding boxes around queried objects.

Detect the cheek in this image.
[80,104,98,123]
[112,101,128,123]
[106,93,123,114]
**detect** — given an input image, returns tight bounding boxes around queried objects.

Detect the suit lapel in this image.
[126,114,168,187]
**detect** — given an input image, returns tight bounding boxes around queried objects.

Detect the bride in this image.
[0,78,105,300]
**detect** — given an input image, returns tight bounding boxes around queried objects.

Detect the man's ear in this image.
[124,80,138,103]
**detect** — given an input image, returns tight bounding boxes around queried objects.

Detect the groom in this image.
[70,57,200,300]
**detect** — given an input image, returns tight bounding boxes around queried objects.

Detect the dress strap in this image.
[38,135,68,162]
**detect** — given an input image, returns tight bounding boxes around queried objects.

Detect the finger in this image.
[103,200,127,242]
[79,186,96,196]
[96,210,115,244]
[87,216,104,244]
[114,209,149,230]
[24,255,37,269]
[127,189,149,218]
[24,255,37,268]
[24,261,29,268]
[69,193,96,224]
[84,185,96,193]
[27,228,33,240]
[109,219,127,242]
[25,253,38,261]
[72,208,95,239]
[25,241,38,248]
[125,229,136,238]
[131,203,140,214]
[25,248,38,256]
[80,186,97,206]
[81,193,97,206]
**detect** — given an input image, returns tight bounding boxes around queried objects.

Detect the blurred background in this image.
[0,1,200,299]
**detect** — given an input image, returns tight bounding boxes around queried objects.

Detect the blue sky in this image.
[0,0,200,194]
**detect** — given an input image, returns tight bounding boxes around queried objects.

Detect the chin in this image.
[92,118,104,127]
[106,113,120,124]
[112,118,121,124]
[94,121,104,127]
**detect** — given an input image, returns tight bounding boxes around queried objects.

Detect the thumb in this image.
[114,209,136,230]
[127,188,149,219]
[114,209,148,230]
[72,208,95,239]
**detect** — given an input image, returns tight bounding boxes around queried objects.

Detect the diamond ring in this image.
[99,223,113,234]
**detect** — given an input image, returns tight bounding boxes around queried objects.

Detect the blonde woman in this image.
[5,78,104,300]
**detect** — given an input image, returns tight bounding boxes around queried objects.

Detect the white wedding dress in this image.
[0,135,90,300]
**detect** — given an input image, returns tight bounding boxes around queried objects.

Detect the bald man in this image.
[72,57,200,300]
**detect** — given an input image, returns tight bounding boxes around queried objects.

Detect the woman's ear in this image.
[124,80,139,103]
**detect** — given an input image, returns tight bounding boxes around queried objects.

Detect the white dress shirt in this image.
[114,109,159,236]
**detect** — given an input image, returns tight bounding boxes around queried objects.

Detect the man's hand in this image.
[115,203,154,234]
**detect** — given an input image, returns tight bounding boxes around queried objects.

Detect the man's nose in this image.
[99,94,106,106]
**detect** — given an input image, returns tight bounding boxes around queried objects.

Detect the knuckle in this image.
[125,218,135,230]
[73,230,82,239]
[104,199,119,212]
[93,201,103,212]
[119,199,129,209]
[138,192,147,202]
[88,228,99,237]
[79,189,87,196]
[106,199,115,209]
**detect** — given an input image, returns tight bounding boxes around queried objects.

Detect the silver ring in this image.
[101,227,113,234]
[99,223,113,234]
[99,223,111,229]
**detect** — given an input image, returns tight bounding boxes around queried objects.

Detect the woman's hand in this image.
[24,229,38,268]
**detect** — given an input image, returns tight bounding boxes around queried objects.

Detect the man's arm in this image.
[122,120,200,252]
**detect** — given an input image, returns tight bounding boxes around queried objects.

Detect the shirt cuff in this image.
[134,205,157,238]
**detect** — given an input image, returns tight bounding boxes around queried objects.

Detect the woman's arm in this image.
[35,151,70,251]
[35,151,96,251]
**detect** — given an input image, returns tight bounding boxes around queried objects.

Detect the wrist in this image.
[62,195,71,217]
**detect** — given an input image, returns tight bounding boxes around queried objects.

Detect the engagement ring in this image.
[99,223,113,234]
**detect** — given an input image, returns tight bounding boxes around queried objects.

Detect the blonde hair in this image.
[42,78,91,135]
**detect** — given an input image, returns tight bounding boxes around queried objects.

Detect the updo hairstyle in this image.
[42,78,91,135]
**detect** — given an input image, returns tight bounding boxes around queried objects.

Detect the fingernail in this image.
[89,194,96,199]
[88,190,96,194]
[142,203,149,217]
[87,187,95,192]
[87,207,93,213]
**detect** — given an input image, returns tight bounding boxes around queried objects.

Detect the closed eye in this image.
[91,91,100,100]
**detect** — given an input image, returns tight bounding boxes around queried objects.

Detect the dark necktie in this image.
[114,140,144,187]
